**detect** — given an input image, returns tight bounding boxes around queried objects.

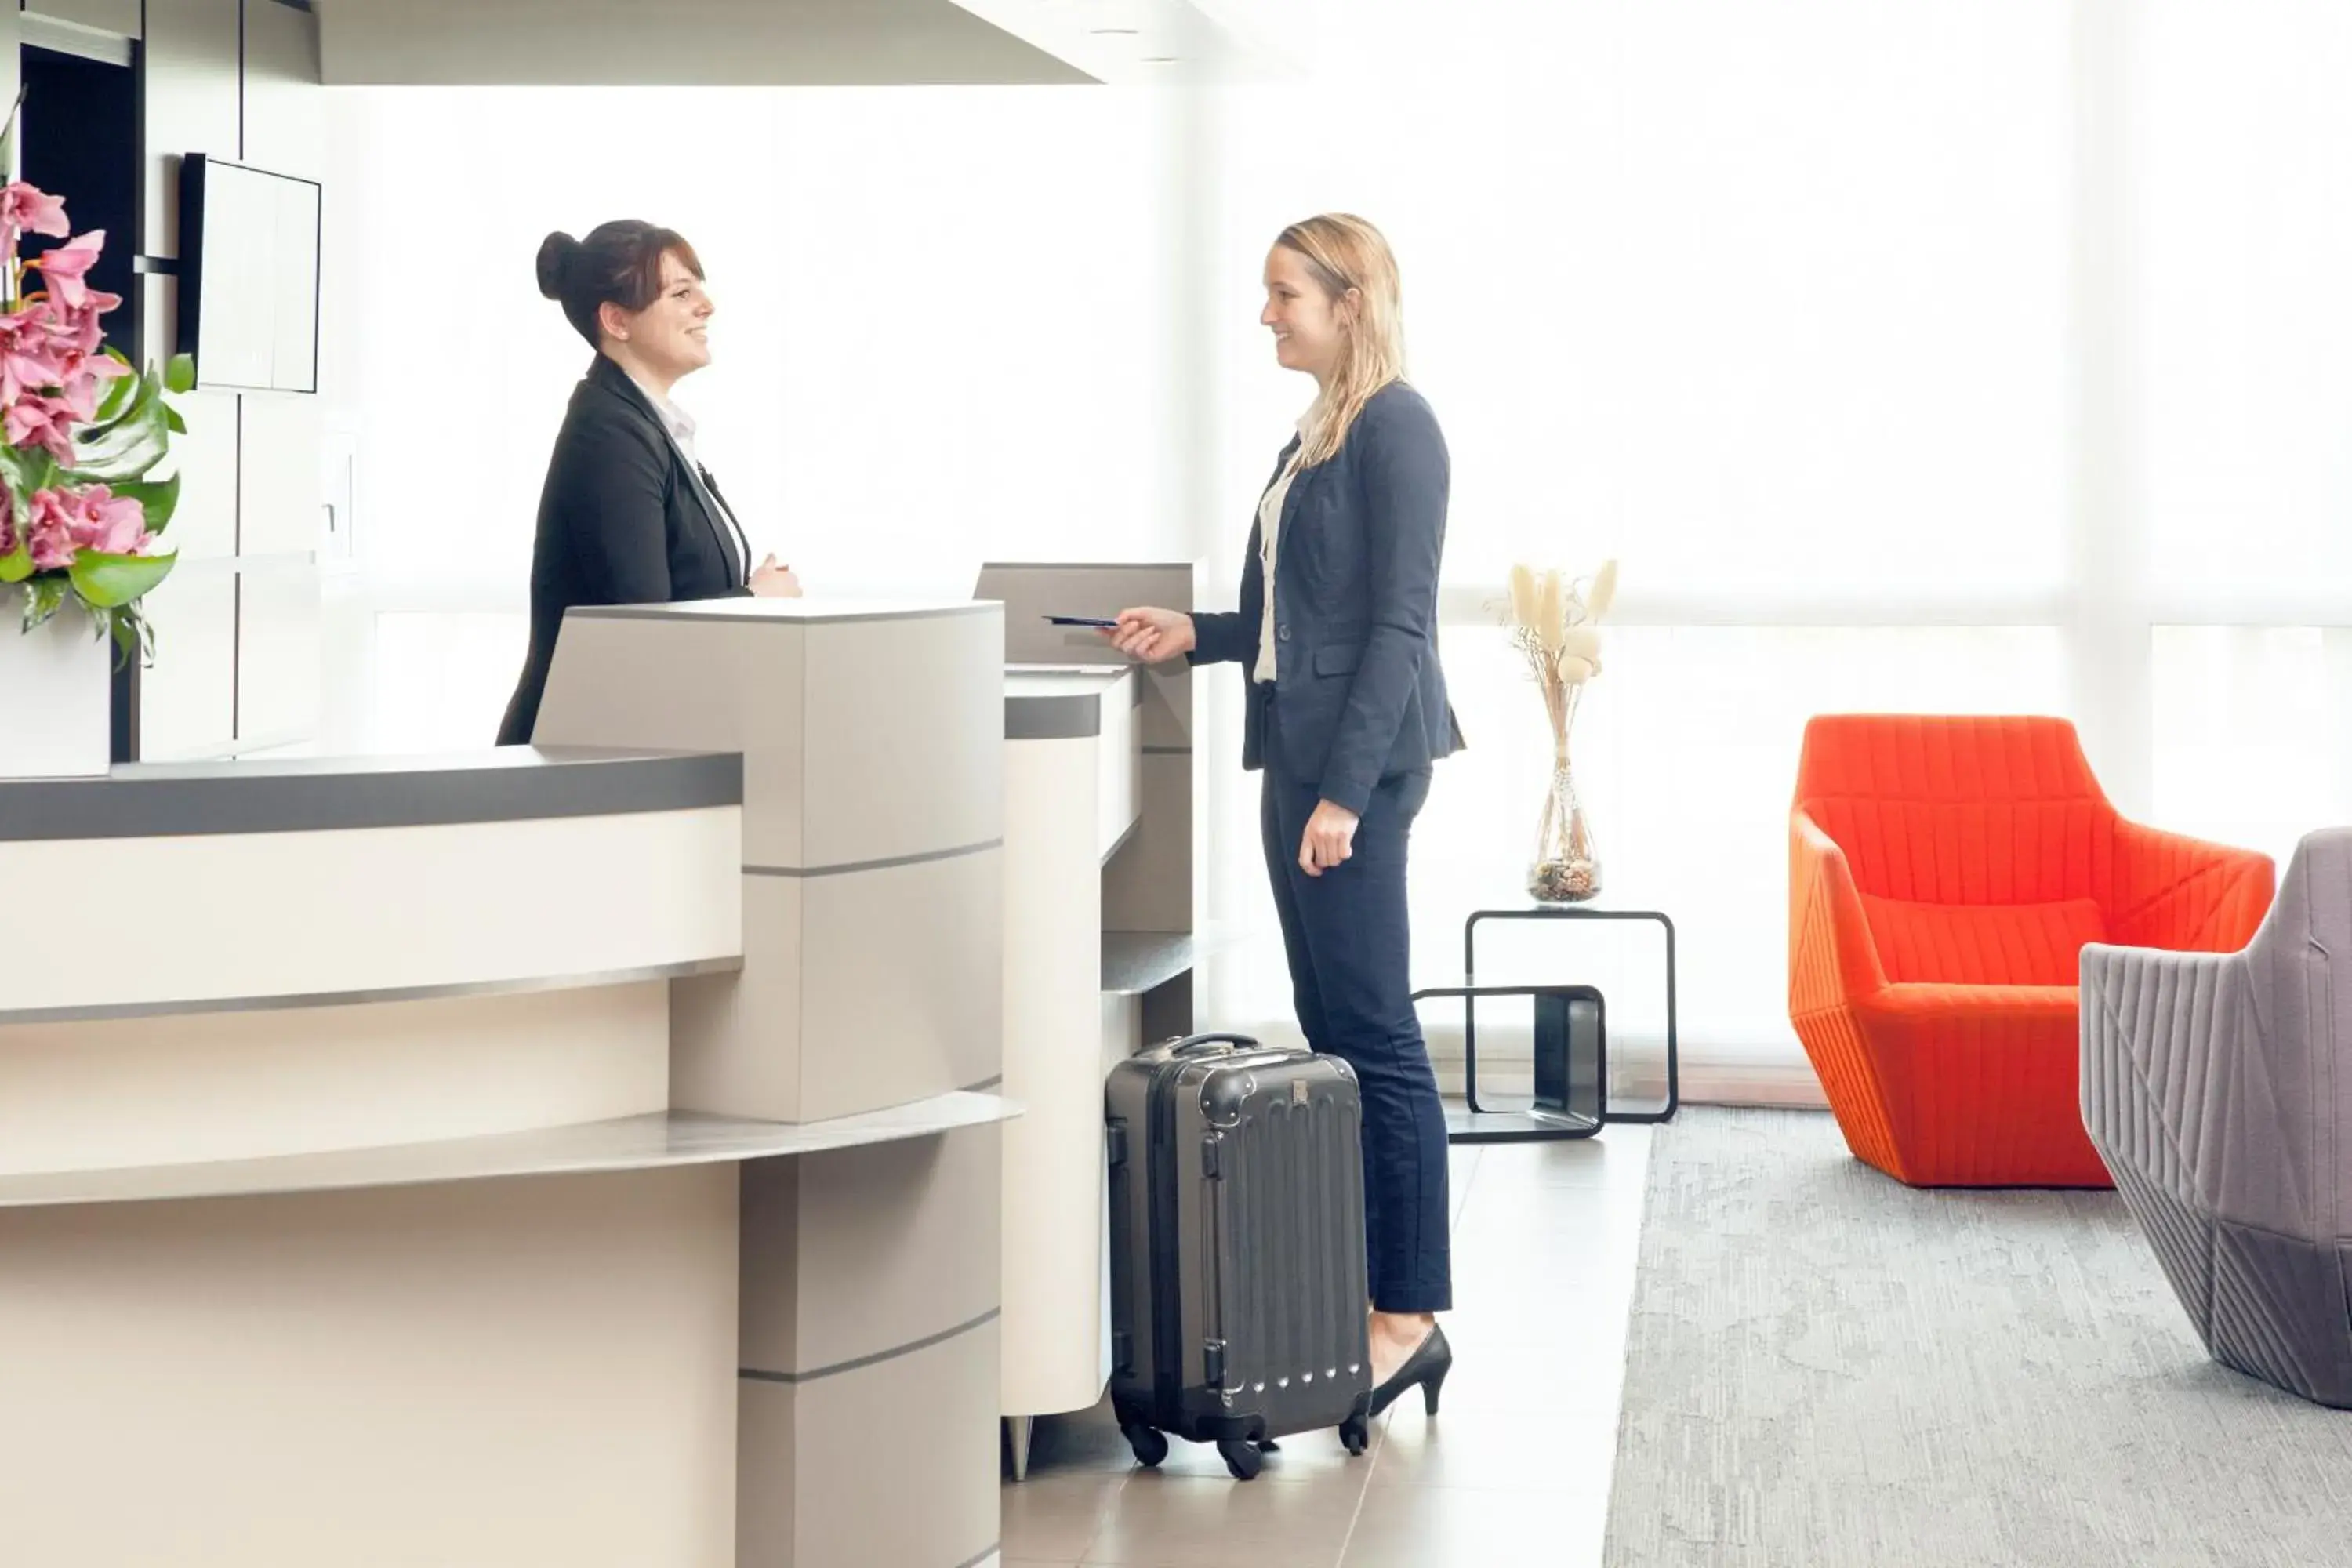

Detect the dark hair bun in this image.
[538,220,702,348]
[535,231,579,300]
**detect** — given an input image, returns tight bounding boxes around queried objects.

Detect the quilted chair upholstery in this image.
[2082,829,2352,1406]
[1789,715,2274,1187]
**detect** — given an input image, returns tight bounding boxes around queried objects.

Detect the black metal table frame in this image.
[1409,983,1609,1142]
[1457,906,1679,1127]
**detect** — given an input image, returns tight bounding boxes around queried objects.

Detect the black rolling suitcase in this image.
[1104,1032,1374,1481]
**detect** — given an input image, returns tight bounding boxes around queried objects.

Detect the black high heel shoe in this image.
[1367,1322,1454,1419]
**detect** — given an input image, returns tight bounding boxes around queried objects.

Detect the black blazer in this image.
[1188,380,1465,814]
[497,355,750,745]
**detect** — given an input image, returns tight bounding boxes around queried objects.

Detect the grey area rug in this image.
[1602,1108,2352,1568]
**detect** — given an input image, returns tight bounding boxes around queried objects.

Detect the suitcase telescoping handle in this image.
[1165,1032,1261,1058]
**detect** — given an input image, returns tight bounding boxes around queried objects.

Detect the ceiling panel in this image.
[312,0,1308,87]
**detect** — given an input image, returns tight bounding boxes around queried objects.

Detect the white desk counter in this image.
[985,564,1210,1479]
[0,601,1017,1568]
[1000,665,1138,1455]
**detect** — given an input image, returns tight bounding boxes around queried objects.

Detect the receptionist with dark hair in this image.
[497,220,798,746]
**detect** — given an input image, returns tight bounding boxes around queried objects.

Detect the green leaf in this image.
[164,354,197,396]
[108,472,181,534]
[93,349,139,424]
[77,363,162,444]
[67,548,175,610]
[0,84,25,184]
[105,604,142,670]
[0,441,60,499]
[0,532,30,584]
[163,405,187,435]
[64,387,168,484]
[23,573,65,630]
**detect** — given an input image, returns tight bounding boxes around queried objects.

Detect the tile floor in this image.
[999,1123,1653,1568]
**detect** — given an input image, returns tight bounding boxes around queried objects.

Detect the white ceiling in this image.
[311,0,1309,88]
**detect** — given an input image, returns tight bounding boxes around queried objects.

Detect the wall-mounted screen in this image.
[176,154,320,394]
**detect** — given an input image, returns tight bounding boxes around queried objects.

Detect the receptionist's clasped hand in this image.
[749,554,802,597]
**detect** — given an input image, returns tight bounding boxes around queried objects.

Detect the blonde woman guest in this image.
[1111,214,1464,1414]
[499,220,799,746]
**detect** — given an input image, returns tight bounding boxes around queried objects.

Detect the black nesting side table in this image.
[1424,906,1680,1145]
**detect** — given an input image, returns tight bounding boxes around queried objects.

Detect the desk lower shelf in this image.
[1101,931,1197,996]
[0,1093,1021,1209]
[1100,924,1257,997]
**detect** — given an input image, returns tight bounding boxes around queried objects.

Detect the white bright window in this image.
[318,5,2352,1102]
[1190,2,2085,1096]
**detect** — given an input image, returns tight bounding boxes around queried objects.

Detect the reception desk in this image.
[0,601,1014,1568]
[985,563,1214,1479]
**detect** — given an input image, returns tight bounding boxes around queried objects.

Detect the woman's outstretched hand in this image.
[1107,607,1195,663]
[749,554,802,597]
[1299,799,1359,876]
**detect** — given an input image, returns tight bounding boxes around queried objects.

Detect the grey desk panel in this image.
[980,564,1194,750]
[978,564,1191,664]
[0,748,742,841]
[0,1095,1022,1208]
[1004,666,1134,740]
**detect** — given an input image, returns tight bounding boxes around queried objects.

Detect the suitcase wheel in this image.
[1217,1438,1265,1482]
[1120,1424,1168,1468]
[1339,1413,1371,1457]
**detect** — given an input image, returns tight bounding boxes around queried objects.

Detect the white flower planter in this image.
[0,609,112,779]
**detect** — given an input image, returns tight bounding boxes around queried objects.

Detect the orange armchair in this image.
[1788,715,2274,1188]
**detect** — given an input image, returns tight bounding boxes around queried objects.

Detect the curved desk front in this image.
[0,598,1015,1568]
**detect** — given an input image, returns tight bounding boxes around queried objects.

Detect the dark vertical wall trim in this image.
[24,35,147,762]
[121,0,150,763]
[129,0,151,762]
[136,2,150,278]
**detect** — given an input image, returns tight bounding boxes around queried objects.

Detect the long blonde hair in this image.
[1279,213,1407,468]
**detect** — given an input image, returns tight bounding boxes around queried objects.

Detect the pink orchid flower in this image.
[0,184,69,243]
[24,485,150,570]
[30,231,107,311]
[0,339,70,407]
[5,395,78,466]
[16,298,114,361]
[56,346,132,414]
[52,368,103,423]
[0,485,16,558]
[24,488,82,570]
[68,485,151,555]
[0,298,128,406]
[53,293,118,354]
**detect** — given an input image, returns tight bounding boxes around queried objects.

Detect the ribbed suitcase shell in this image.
[1105,1033,1373,1454]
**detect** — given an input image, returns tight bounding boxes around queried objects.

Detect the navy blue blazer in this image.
[1189,380,1465,814]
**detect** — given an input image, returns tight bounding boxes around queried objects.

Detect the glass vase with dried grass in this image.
[1501,561,1615,905]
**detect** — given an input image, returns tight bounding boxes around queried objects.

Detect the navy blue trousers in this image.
[1258,710,1453,1314]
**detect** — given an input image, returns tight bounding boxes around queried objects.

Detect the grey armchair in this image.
[2080,828,2348,1406]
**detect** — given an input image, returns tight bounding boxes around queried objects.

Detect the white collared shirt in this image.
[626,368,753,588]
[1252,404,1319,684]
